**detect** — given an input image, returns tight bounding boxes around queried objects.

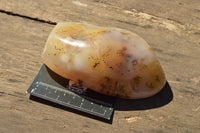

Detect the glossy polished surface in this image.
[42,22,166,99]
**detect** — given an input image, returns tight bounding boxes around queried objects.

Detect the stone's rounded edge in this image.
[42,22,166,99]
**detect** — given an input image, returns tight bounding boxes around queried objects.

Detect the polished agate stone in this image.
[42,22,166,99]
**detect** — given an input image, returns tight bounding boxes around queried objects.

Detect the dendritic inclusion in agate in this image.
[42,22,166,99]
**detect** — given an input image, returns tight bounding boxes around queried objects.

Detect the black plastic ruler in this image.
[27,64,115,120]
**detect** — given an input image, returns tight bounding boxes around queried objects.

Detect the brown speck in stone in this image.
[139,63,147,70]
[133,76,141,84]
[126,54,132,58]
[132,60,137,65]
[54,46,62,51]
[122,47,127,51]
[54,53,56,56]
[115,81,120,88]
[148,47,154,53]
[146,82,154,89]
[105,76,110,82]
[116,47,127,56]
[134,76,141,81]
[78,80,83,87]
[155,75,160,82]
[116,50,123,56]
[93,62,100,68]
[100,84,105,90]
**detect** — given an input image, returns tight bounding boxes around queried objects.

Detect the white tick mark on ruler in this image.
[56,95,60,100]
[80,103,83,107]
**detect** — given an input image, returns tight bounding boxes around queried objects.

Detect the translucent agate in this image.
[42,22,166,99]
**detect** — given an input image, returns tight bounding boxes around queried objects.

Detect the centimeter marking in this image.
[29,81,113,119]
[37,82,76,96]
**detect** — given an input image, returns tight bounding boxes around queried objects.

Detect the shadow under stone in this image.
[114,81,173,111]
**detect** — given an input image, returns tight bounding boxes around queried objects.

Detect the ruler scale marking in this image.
[27,64,115,120]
